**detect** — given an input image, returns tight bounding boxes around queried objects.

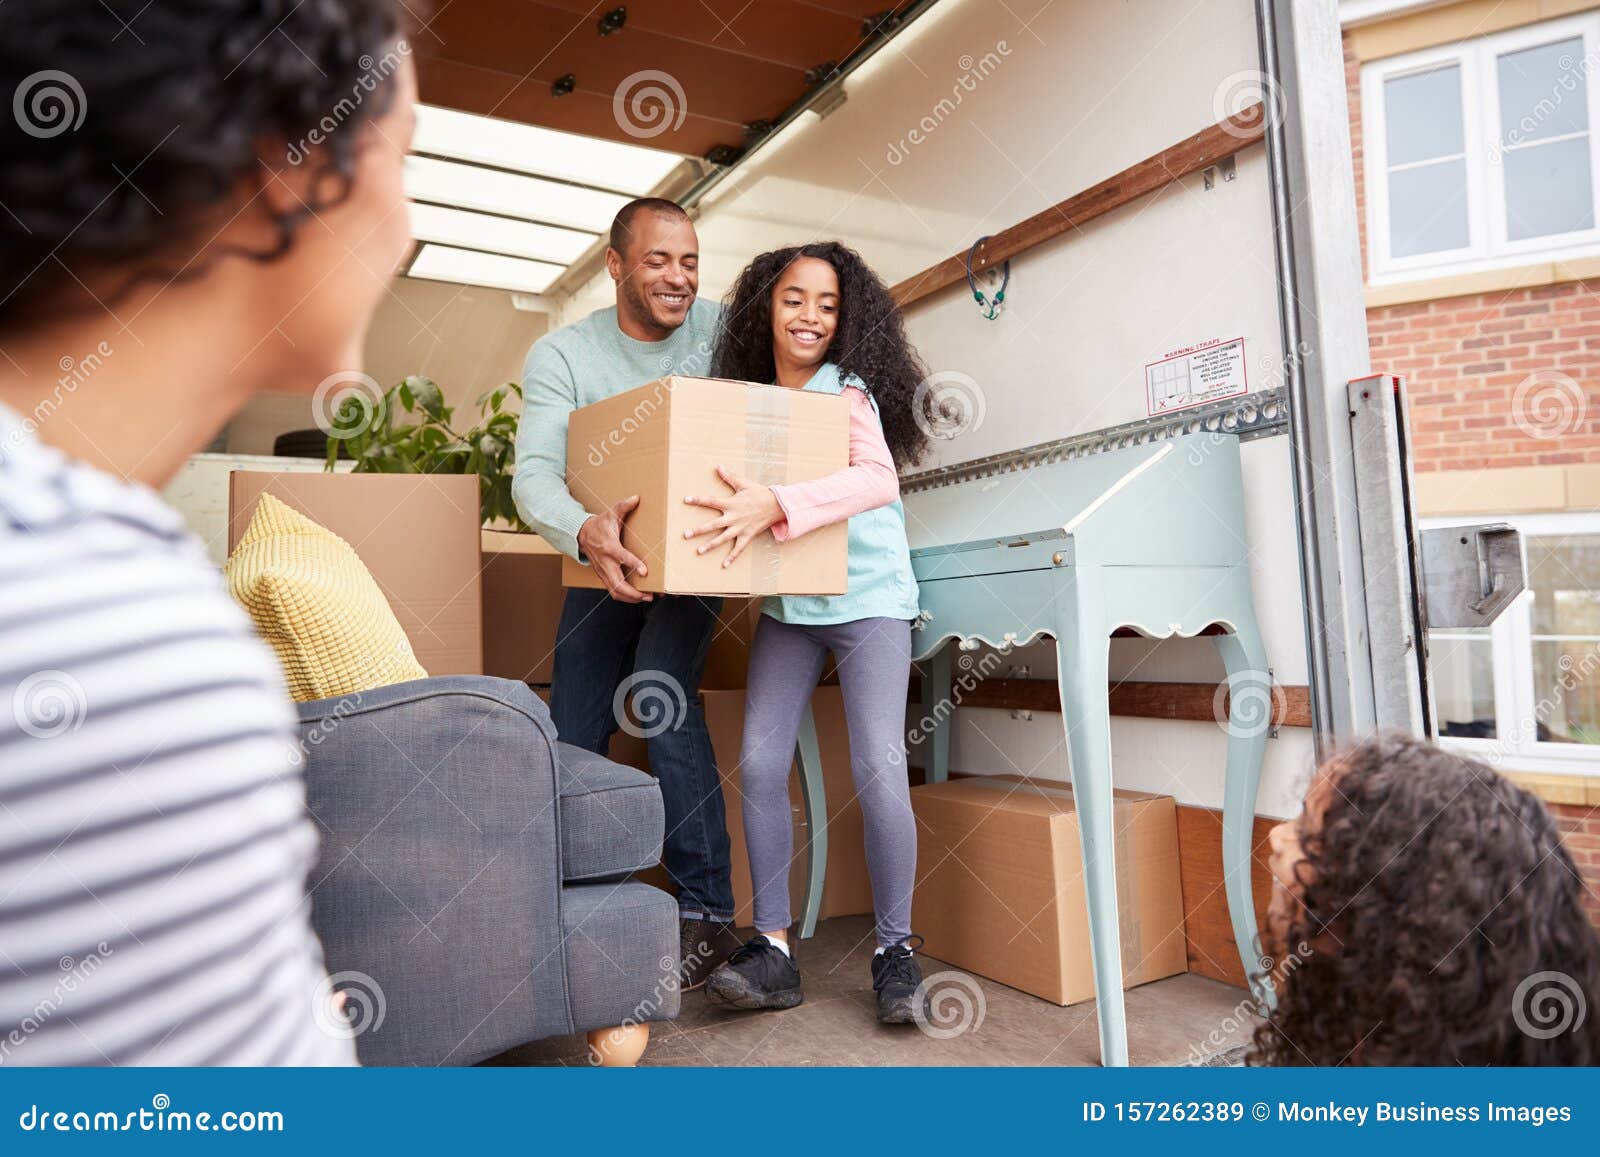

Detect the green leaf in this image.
[403,376,446,421]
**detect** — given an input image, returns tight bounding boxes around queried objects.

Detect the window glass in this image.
[1429,630,1497,738]
[1389,159,1471,256]
[1385,65,1466,163]
[1527,534,1600,745]
[1504,137,1595,239]
[1497,38,1589,145]
[1497,38,1594,241]
[1532,641,1600,743]
[1528,534,1600,635]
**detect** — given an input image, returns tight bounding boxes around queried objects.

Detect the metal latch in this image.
[1419,524,1525,629]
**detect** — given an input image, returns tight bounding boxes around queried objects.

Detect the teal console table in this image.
[905,431,1271,1065]
[785,431,1271,1067]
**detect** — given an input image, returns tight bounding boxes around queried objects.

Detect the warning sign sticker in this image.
[1145,337,1248,417]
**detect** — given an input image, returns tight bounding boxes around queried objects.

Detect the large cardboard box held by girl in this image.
[563,376,849,596]
[910,775,1187,1005]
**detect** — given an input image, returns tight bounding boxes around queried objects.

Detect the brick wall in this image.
[1346,32,1600,924]
[1551,803,1600,929]
[1344,37,1600,476]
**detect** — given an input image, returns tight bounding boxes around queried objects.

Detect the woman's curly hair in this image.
[1250,733,1600,1065]
[711,241,931,469]
[0,0,407,328]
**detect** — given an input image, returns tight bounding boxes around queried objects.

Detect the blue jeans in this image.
[550,587,734,922]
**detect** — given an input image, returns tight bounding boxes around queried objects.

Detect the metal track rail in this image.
[898,386,1288,495]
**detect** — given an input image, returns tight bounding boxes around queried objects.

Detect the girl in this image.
[1251,733,1600,1065]
[686,241,931,1023]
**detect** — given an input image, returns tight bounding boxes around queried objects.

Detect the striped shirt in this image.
[0,402,354,1066]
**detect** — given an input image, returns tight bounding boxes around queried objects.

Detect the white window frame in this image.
[1422,511,1600,775]
[1362,12,1600,284]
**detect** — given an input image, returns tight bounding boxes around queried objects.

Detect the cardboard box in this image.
[615,686,874,926]
[911,775,1186,1006]
[227,470,482,675]
[481,537,565,686]
[563,377,849,596]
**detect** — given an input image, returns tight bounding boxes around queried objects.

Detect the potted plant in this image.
[323,375,528,531]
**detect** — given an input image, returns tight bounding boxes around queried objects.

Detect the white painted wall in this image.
[562,0,1320,817]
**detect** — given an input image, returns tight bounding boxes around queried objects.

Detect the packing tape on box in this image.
[947,776,1146,969]
[744,385,789,596]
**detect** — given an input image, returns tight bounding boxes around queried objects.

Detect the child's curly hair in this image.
[1249,733,1600,1065]
[711,241,931,470]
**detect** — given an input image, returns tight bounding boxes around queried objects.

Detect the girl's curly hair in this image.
[1250,733,1600,1065]
[710,241,931,469]
[0,0,406,328]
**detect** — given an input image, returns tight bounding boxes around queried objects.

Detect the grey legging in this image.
[739,614,916,948]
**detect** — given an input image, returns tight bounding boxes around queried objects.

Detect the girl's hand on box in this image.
[683,466,784,567]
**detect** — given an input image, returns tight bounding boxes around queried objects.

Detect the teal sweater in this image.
[512,300,721,558]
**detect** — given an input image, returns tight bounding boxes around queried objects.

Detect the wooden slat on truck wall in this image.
[890,104,1268,308]
[908,675,1313,728]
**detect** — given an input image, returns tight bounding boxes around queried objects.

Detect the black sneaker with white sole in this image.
[705,936,803,1011]
[871,937,927,1024]
[678,918,740,992]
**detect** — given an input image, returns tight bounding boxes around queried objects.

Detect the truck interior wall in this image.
[559,0,1318,817]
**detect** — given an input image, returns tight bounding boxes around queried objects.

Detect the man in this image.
[513,198,738,990]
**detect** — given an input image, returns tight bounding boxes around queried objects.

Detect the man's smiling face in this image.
[610,210,699,338]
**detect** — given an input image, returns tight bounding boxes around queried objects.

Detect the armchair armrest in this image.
[295,676,572,1065]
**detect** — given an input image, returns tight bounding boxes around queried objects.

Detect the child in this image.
[685,241,931,1023]
[1252,733,1600,1065]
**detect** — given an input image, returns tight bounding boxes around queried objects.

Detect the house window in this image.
[1362,14,1600,281]
[1425,513,1600,773]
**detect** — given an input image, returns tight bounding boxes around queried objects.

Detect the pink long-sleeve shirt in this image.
[769,385,899,541]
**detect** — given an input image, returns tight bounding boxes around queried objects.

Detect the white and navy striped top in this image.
[0,403,354,1066]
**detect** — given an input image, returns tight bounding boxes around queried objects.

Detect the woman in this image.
[0,0,413,1063]
[1251,733,1600,1065]
[686,241,932,1023]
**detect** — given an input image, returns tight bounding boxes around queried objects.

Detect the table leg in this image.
[1054,576,1127,1067]
[794,701,827,940]
[1213,620,1274,1007]
[920,643,953,784]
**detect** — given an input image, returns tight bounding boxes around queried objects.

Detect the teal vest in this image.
[762,363,921,626]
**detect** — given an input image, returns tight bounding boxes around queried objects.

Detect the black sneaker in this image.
[871,937,927,1024]
[678,918,739,992]
[705,936,804,1011]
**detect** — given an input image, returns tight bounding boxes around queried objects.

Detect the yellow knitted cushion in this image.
[225,493,428,702]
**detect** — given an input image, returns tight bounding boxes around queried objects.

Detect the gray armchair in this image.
[296,675,678,1065]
